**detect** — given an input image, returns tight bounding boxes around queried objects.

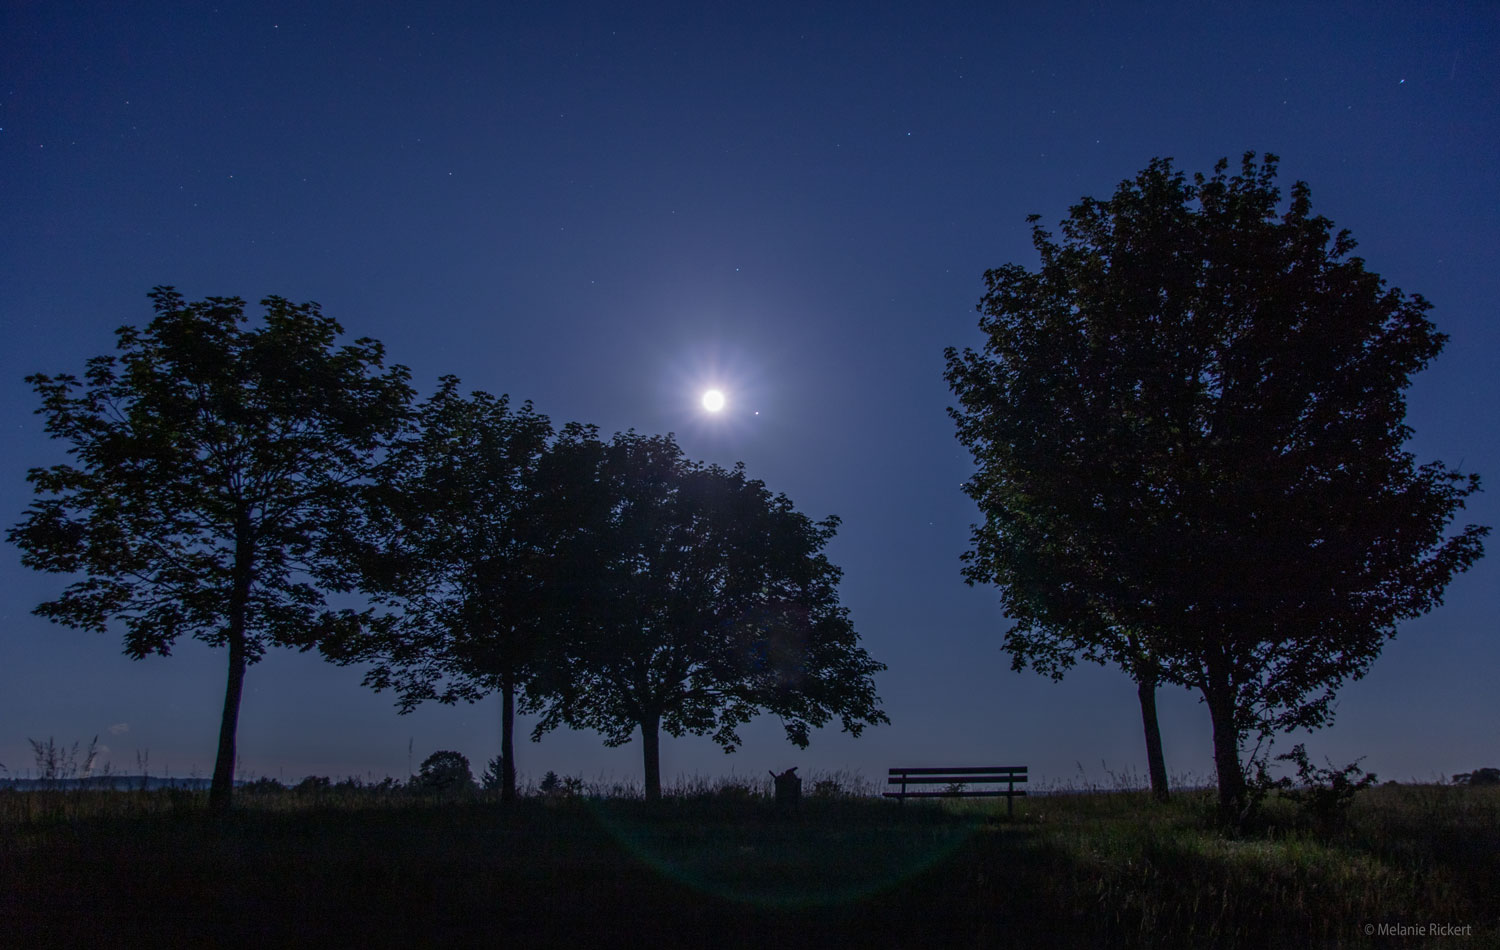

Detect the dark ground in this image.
[2,788,1496,948]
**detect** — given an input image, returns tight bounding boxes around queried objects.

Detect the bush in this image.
[1453,767,1500,786]
[538,770,583,798]
[1277,744,1377,835]
[416,752,475,796]
[294,776,331,794]
[241,777,285,794]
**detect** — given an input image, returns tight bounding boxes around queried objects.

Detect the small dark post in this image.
[770,767,801,808]
[1007,775,1015,817]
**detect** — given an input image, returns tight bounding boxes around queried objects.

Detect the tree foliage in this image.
[416,750,475,795]
[944,154,1488,817]
[8,288,413,810]
[527,430,888,800]
[480,755,506,792]
[325,375,552,803]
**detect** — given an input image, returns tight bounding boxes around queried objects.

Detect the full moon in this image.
[701,389,726,412]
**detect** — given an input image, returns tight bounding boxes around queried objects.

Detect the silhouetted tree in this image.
[1453,768,1500,786]
[8,288,413,812]
[416,750,475,795]
[527,430,888,801]
[945,154,1488,821]
[324,376,552,804]
[1125,640,1170,803]
[480,755,505,792]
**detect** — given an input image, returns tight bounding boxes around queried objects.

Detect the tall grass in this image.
[1,777,1494,946]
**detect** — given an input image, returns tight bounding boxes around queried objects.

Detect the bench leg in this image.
[1007,780,1014,818]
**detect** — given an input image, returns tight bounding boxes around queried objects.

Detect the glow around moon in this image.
[701,389,726,412]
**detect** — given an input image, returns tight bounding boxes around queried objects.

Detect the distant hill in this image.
[0,776,225,791]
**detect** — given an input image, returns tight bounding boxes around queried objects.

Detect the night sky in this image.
[3,1,1496,790]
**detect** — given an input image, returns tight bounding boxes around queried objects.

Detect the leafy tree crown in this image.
[9,287,414,662]
[944,153,1487,738]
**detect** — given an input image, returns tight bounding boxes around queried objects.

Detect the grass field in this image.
[1,778,1495,948]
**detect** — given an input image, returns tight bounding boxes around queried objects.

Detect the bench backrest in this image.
[888,766,1027,784]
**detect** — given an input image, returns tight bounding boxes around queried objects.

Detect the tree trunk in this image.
[500,678,517,804]
[210,525,253,814]
[641,711,662,802]
[209,625,248,814]
[1204,680,1246,825]
[1136,675,1170,802]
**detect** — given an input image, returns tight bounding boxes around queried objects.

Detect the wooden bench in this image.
[884,766,1029,816]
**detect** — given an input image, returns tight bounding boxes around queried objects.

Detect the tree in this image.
[325,376,552,804]
[527,430,888,801]
[8,288,413,812]
[415,750,476,796]
[480,755,506,792]
[944,154,1488,821]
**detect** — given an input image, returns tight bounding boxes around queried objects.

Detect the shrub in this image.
[1277,744,1378,835]
[538,770,583,798]
[416,752,475,796]
[1452,768,1500,786]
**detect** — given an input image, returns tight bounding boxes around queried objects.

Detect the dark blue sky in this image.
[3,1,1495,789]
